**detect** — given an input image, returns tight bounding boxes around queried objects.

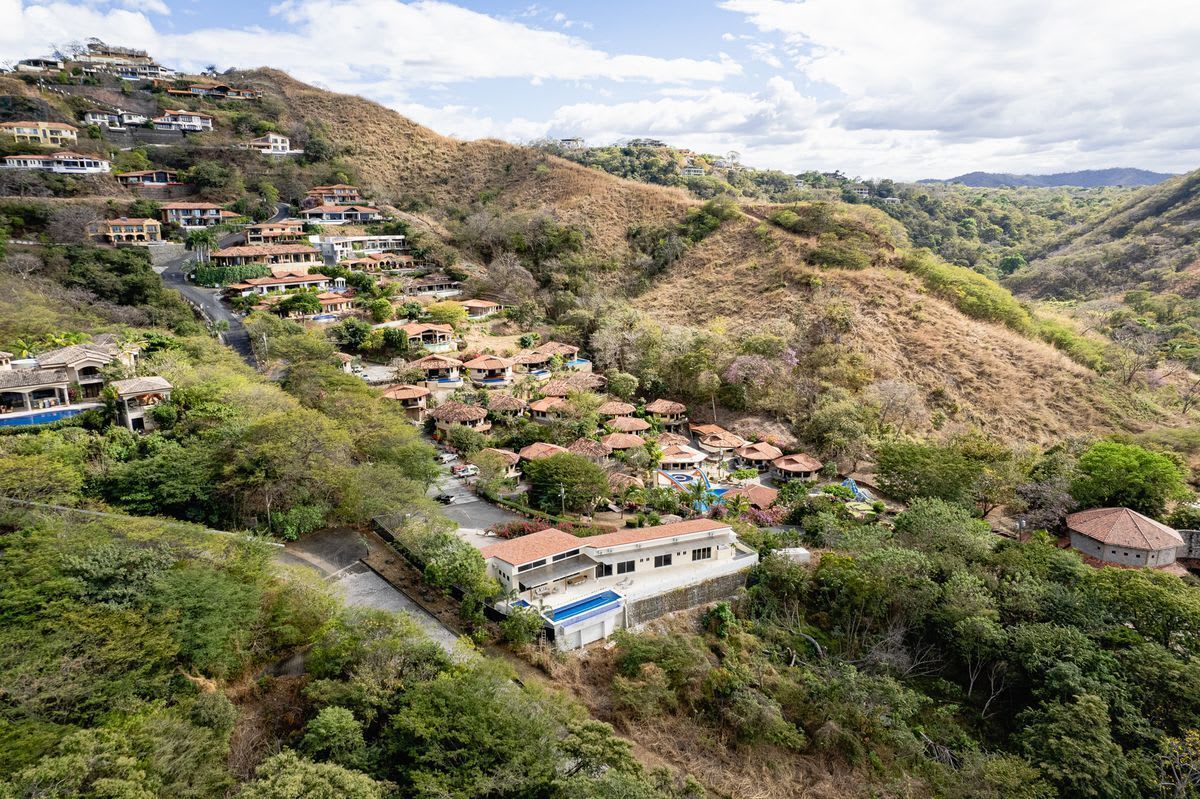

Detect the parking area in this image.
[427,464,524,550]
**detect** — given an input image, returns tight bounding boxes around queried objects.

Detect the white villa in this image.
[485,519,757,650]
[153,110,214,132]
[243,133,302,156]
[314,234,409,264]
[2,152,110,174]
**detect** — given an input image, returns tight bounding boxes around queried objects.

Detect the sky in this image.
[3,0,1199,180]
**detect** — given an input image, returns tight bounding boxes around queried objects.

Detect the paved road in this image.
[429,466,523,550]
[281,527,463,655]
[161,249,256,365]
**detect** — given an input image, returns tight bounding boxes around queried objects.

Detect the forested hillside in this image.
[927,168,1175,188]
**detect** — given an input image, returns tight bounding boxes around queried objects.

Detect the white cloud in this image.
[119,0,170,14]
[1,0,740,90]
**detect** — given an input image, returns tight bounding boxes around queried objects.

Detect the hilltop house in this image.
[314,234,409,264]
[381,383,431,422]
[848,185,870,199]
[160,202,237,228]
[462,299,501,319]
[390,322,457,353]
[528,396,566,422]
[429,400,490,434]
[83,109,148,129]
[485,519,757,650]
[3,153,110,174]
[86,217,163,244]
[226,272,337,296]
[152,110,214,132]
[116,169,179,187]
[37,341,136,399]
[109,376,171,432]
[300,205,381,224]
[343,253,415,273]
[406,273,462,298]
[16,57,64,72]
[770,453,824,482]
[210,244,321,267]
[74,40,174,80]
[0,366,73,418]
[644,398,687,429]
[0,121,77,146]
[304,185,363,207]
[681,165,706,177]
[409,354,463,388]
[1066,507,1185,568]
[464,354,515,387]
[244,220,307,245]
[243,133,302,156]
[167,82,262,100]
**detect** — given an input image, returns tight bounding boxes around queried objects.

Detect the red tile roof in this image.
[736,441,783,461]
[773,453,824,473]
[723,484,779,509]
[608,415,650,433]
[463,354,514,369]
[518,442,569,460]
[600,432,644,450]
[1066,507,1184,551]
[585,518,731,549]
[410,354,462,368]
[646,399,687,414]
[480,528,582,566]
[598,400,635,416]
[381,383,429,400]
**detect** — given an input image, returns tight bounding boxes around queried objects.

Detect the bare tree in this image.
[47,206,99,244]
[864,379,928,434]
[1108,327,1160,385]
[0,253,42,281]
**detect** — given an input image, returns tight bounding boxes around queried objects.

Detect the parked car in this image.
[438,452,458,464]
[451,464,479,478]
[434,493,454,504]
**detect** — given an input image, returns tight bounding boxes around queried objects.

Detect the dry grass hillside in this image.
[241,68,1181,443]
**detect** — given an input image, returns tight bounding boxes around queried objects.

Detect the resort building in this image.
[37,341,135,399]
[109,376,171,432]
[535,341,591,372]
[409,354,463,389]
[600,432,644,452]
[598,400,635,418]
[568,438,612,463]
[0,367,72,419]
[770,452,824,482]
[226,272,336,296]
[160,202,237,228]
[210,244,321,267]
[86,217,163,244]
[406,273,462,298]
[528,396,567,423]
[659,444,707,471]
[303,185,363,207]
[0,121,77,146]
[478,447,521,479]
[1066,507,1185,568]
[485,519,757,650]
[735,441,783,471]
[607,415,650,436]
[152,110,214,132]
[343,253,415,273]
[645,398,688,429]
[722,484,779,510]
[518,442,569,462]
[462,299,501,319]
[392,322,457,353]
[300,205,382,224]
[381,383,431,423]
[693,424,747,463]
[115,169,179,187]
[2,152,110,174]
[429,400,491,434]
[464,354,515,387]
[486,394,527,418]
[244,220,307,245]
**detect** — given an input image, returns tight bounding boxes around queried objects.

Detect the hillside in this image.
[927,168,1176,188]
[240,70,1173,443]
[1009,168,1200,298]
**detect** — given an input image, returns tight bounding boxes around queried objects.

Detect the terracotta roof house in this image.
[462,299,501,319]
[487,394,527,415]
[477,447,521,478]
[244,220,307,245]
[481,528,585,567]
[529,396,567,421]
[109,375,171,432]
[35,342,130,399]
[695,426,747,459]
[409,354,463,388]
[608,472,645,492]
[160,202,238,228]
[513,350,552,373]
[1066,507,1184,569]
[722,484,779,510]
[600,432,645,451]
[539,379,574,398]
[381,383,430,422]
[535,341,591,372]
[646,398,688,428]
[656,431,691,448]
[87,217,162,244]
[211,244,321,267]
[0,120,77,146]
[735,441,784,470]
[597,400,635,417]
[770,453,824,482]
[659,444,707,470]
[608,415,650,435]
[396,322,457,354]
[406,273,462,298]
[463,354,514,387]
[300,205,381,224]
[429,400,490,433]
[519,442,569,461]
[226,272,335,296]
[568,438,612,462]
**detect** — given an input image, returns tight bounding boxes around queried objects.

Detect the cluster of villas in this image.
[0,337,171,432]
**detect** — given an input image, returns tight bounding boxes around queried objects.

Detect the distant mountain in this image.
[923,168,1176,188]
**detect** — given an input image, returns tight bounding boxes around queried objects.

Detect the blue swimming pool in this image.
[0,407,89,427]
[548,590,621,622]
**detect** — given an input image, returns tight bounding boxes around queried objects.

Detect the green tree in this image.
[1016,694,1134,799]
[239,750,385,799]
[523,453,610,514]
[1070,441,1189,517]
[185,228,217,264]
[301,706,367,769]
[277,291,322,317]
[425,301,468,326]
[367,296,393,323]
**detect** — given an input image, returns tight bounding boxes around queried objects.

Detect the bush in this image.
[499,606,545,646]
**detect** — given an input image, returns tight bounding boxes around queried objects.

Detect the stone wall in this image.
[625,569,749,627]
[1180,530,1200,559]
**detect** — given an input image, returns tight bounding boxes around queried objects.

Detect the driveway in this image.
[160,246,256,366]
[217,202,289,248]
[281,527,465,656]
[429,467,524,549]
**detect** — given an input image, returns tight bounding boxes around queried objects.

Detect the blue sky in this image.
[5,0,1200,180]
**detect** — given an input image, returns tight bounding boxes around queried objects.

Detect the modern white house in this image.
[2,153,110,174]
[243,133,303,156]
[313,234,409,264]
[300,205,382,224]
[152,110,214,132]
[485,519,757,650]
[83,109,148,130]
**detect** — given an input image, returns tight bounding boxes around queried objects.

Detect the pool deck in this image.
[0,402,102,426]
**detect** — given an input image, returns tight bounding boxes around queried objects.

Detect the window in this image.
[596,563,612,578]
[691,547,712,561]
[617,560,635,575]
[517,558,547,573]
[654,554,673,568]
[552,549,580,562]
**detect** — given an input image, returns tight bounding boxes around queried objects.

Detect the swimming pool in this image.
[547,590,621,622]
[0,407,89,427]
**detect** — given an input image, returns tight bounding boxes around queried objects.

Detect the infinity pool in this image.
[547,590,621,622]
[0,407,89,427]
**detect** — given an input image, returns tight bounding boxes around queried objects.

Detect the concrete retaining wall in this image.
[625,569,749,627]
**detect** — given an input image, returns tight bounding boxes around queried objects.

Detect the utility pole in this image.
[559,483,566,516]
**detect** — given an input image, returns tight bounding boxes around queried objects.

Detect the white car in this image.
[438,452,458,464]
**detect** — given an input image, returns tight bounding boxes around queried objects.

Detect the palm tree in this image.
[684,480,716,516]
[724,494,751,518]
[185,228,218,264]
[10,338,36,358]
